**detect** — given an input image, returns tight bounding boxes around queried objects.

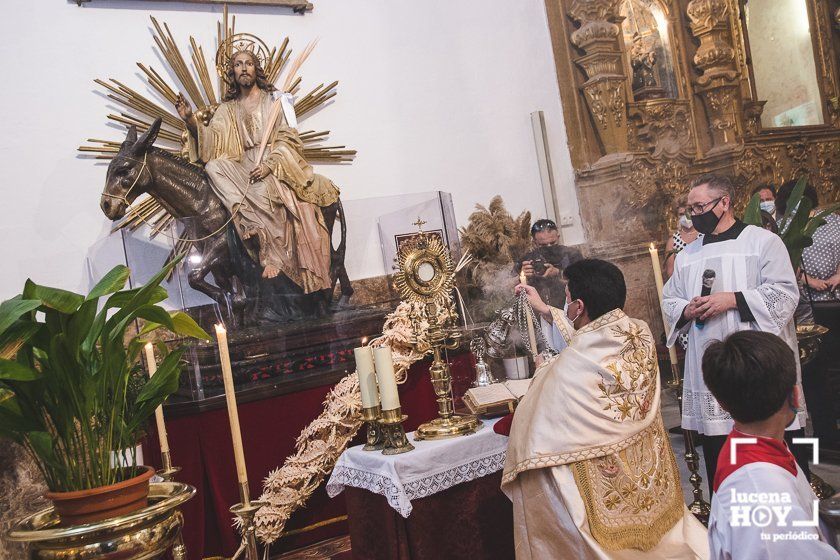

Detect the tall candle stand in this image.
[229,482,266,560]
[157,450,181,482]
[648,242,710,524]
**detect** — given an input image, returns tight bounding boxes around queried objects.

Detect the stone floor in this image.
[660,386,840,504]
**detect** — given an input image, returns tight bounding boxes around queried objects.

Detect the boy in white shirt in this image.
[702,330,838,559]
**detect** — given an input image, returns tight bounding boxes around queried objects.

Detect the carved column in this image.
[568,0,629,160]
[687,0,741,153]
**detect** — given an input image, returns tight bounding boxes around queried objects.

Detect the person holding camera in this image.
[515,219,583,308]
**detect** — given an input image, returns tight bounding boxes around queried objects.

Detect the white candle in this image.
[372,346,400,411]
[215,324,249,487]
[354,346,379,408]
[144,343,170,455]
[649,243,679,369]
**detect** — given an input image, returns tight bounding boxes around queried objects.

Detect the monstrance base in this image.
[414,415,482,441]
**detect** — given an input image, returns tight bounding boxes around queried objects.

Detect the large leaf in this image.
[139,311,211,341]
[23,280,84,314]
[0,297,41,337]
[126,348,184,432]
[0,320,40,360]
[104,286,167,310]
[134,348,184,405]
[0,402,40,433]
[170,312,211,340]
[27,431,58,468]
[133,305,176,332]
[68,299,98,359]
[742,193,762,227]
[0,358,39,381]
[85,265,131,302]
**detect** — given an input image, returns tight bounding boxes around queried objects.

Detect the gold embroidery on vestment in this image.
[571,416,684,551]
[598,322,657,421]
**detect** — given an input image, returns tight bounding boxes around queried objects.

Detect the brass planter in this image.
[7,482,195,560]
[796,324,829,366]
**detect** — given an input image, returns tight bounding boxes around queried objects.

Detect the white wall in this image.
[0,0,580,298]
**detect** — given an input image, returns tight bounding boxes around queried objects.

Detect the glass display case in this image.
[114,191,462,404]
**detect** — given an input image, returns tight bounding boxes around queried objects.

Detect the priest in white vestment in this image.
[501,259,708,560]
[662,174,808,492]
[701,331,838,558]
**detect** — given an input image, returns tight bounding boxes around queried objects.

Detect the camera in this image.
[532,258,547,275]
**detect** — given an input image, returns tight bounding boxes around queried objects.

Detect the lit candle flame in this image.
[361,336,368,345]
[649,242,656,251]
[215,323,226,335]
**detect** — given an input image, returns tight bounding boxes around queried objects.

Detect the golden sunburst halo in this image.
[78,5,355,240]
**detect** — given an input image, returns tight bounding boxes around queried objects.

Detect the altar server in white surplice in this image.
[501,259,708,560]
[662,174,808,495]
[702,331,838,558]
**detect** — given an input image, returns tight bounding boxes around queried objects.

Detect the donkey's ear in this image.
[132,118,162,154]
[125,124,138,145]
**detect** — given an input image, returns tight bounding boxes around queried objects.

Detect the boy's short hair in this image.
[702,331,796,423]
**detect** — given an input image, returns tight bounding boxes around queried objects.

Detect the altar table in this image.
[326,418,514,559]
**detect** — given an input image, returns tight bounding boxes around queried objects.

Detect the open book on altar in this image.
[463,379,532,416]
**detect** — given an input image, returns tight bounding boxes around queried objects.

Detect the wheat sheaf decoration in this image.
[253,300,448,543]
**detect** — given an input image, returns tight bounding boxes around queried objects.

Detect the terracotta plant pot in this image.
[45,466,155,526]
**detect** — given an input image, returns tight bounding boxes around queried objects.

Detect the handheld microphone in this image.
[695,269,716,330]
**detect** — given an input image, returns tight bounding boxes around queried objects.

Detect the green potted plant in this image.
[0,257,209,525]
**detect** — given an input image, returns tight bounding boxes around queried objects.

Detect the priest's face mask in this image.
[564,286,583,326]
[687,185,730,235]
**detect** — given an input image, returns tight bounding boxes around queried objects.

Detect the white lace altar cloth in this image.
[326,417,507,517]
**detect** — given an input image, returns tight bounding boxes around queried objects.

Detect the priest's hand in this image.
[695,292,736,321]
[249,164,271,183]
[515,283,550,319]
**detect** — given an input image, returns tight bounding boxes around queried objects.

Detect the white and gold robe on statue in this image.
[188,90,337,293]
[502,308,708,559]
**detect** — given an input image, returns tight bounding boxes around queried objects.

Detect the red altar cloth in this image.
[143,352,473,559]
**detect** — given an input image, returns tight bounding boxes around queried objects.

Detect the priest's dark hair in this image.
[563,259,626,320]
[690,173,734,199]
[774,179,819,216]
[702,331,796,423]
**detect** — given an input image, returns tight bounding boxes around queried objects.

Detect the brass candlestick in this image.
[682,427,711,525]
[157,449,181,482]
[670,377,710,525]
[414,306,481,440]
[380,407,414,455]
[228,482,266,560]
[361,404,386,451]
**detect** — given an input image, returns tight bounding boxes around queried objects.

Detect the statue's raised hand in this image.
[175,93,193,122]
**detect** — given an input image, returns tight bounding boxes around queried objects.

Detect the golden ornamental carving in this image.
[627,155,689,231]
[686,0,729,33]
[628,99,694,158]
[568,0,624,24]
[743,100,766,136]
[570,20,621,49]
[815,142,840,204]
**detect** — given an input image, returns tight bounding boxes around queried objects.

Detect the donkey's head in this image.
[100,118,162,220]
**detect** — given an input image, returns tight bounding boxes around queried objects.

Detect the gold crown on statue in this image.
[215,33,271,77]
